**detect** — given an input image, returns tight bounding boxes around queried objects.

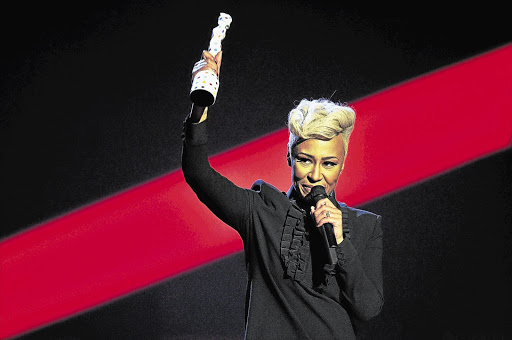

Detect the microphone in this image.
[310,185,338,265]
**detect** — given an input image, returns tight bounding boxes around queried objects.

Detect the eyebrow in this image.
[297,152,339,161]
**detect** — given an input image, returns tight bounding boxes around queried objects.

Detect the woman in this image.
[182,51,383,339]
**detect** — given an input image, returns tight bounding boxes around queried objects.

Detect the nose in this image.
[307,163,323,183]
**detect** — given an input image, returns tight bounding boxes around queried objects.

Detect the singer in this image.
[182,51,383,339]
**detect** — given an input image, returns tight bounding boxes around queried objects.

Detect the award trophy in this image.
[190,13,232,106]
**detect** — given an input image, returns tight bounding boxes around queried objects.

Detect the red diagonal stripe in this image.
[1,44,511,339]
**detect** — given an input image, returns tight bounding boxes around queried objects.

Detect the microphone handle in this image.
[309,185,339,265]
[319,222,338,265]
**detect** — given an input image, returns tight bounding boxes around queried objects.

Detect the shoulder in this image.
[340,204,382,236]
[250,180,290,209]
[343,204,381,222]
[251,179,272,192]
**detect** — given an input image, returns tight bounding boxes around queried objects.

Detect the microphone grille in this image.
[310,185,328,202]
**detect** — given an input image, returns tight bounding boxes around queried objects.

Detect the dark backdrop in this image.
[1,0,510,339]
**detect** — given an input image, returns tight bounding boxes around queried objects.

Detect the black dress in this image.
[182,118,383,339]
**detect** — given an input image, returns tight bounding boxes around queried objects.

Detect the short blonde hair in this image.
[288,98,356,155]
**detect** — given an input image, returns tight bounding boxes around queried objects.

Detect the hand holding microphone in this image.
[309,186,344,265]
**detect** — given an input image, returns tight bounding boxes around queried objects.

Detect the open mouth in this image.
[301,184,313,195]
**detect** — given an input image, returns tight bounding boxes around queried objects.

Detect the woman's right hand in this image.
[191,50,223,83]
[189,50,223,123]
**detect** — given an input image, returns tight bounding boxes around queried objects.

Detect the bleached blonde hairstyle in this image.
[288,98,356,157]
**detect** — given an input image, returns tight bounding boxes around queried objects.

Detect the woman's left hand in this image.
[311,198,343,244]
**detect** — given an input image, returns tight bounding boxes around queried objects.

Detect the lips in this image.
[301,184,315,195]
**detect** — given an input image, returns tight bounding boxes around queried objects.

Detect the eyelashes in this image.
[295,157,338,168]
[296,157,311,164]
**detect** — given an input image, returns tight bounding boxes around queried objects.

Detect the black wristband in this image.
[182,116,208,145]
[189,104,206,123]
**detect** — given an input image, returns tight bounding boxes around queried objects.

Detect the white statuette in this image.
[190,13,232,106]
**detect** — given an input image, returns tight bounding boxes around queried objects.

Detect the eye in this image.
[296,157,312,164]
[323,161,338,168]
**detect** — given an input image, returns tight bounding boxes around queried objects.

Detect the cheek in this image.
[291,164,307,181]
[326,169,342,185]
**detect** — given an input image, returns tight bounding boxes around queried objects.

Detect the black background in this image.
[1,0,510,338]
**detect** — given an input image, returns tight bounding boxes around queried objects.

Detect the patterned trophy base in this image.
[190,69,219,106]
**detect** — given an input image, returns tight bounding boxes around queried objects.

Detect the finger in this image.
[200,50,222,75]
[315,198,335,210]
[202,57,218,74]
[314,205,339,220]
[312,208,333,224]
[311,206,323,224]
[202,50,214,61]
[316,214,335,227]
[316,218,329,228]
[314,210,341,230]
[215,51,222,65]
[318,213,343,230]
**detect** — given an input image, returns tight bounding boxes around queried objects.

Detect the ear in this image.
[286,151,292,167]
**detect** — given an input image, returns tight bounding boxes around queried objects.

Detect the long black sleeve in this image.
[335,214,383,321]
[181,117,253,240]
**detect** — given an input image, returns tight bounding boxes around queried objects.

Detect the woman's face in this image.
[289,134,345,198]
